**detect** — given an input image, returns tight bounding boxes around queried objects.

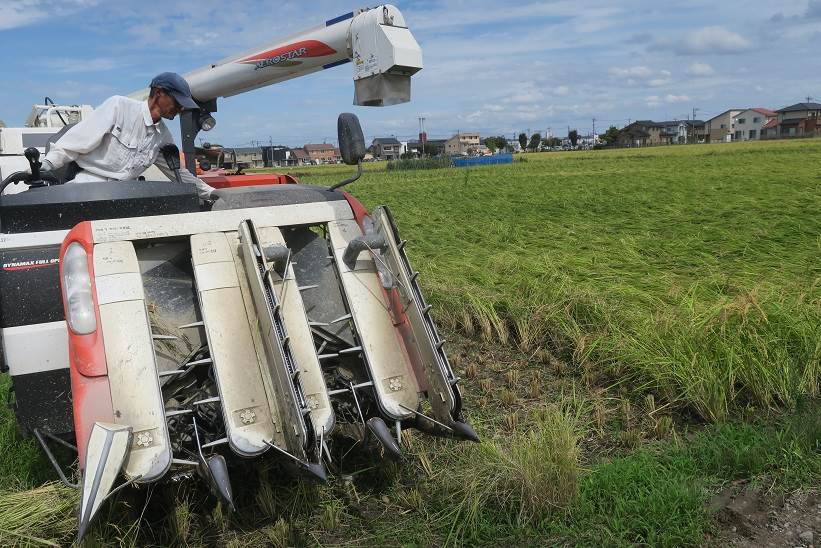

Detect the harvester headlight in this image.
[199,114,216,132]
[62,242,96,335]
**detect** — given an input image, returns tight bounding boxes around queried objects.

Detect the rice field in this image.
[0,139,818,545]
[300,139,820,423]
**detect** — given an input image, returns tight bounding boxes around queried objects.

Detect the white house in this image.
[732,108,777,141]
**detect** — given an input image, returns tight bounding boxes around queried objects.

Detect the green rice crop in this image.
[301,140,821,421]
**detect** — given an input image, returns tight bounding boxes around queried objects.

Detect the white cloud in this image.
[686,62,715,76]
[553,86,570,96]
[503,85,546,104]
[646,94,691,107]
[609,65,654,79]
[43,57,119,73]
[610,66,672,87]
[675,26,752,54]
[0,0,99,30]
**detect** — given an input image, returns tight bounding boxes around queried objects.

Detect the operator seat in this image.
[44,124,82,183]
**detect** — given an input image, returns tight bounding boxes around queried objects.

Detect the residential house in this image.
[617,121,663,147]
[260,145,295,167]
[372,137,402,160]
[303,143,340,164]
[444,132,481,155]
[233,147,264,169]
[760,118,779,139]
[406,138,447,156]
[706,109,744,142]
[733,108,777,141]
[774,102,821,138]
[290,148,310,165]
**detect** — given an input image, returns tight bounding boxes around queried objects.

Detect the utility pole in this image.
[418,116,427,157]
[592,118,596,144]
[690,108,700,144]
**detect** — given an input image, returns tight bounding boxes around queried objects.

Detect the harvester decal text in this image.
[254,47,308,70]
[2,258,59,271]
[238,40,337,71]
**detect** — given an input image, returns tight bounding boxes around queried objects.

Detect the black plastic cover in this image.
[212,184,347,211]
[0,180,200,234]
[0,245,62,328]
[11,368,74,435]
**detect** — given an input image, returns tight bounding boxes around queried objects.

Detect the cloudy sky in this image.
[1,0,819,146]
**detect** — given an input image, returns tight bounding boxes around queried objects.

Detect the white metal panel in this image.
[193,262,239,292]
[93,241,140,276]
[256,227,334,435]
[2,321,68,375]
[225,232,288,448]
[0,230,69,251]
[96,241,171,482]
[327,220,420,419]
[90,201,353,244]
[191,232,279,456]
[95,272,143,305]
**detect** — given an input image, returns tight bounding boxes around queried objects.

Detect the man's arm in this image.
[153,154,216,200]
[43,96,120,170]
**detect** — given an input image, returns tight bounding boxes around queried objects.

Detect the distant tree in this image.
[421,142,439,156]
[518,133,528,151]
[569,130,579,147]
[528,132,542,151]
[542,136,562,148]
[483,137,498,152]
[601,125,620,145]
[495,136,508,153]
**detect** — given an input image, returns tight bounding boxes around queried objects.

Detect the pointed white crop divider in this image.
[77,422,132,542]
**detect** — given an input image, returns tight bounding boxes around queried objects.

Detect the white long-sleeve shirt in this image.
[44,95,214,199]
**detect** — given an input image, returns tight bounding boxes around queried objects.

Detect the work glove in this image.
[37,159,54,176]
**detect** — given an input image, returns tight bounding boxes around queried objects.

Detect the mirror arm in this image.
[329,160,363,191]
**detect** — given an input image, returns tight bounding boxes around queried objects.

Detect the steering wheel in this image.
[0,147,60,195]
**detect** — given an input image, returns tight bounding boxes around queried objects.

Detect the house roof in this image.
[706,109,745,122]
[762,118,778,129]
[304,143,334,151]
[619,127,651,138]
[373,137,401,145]
[291,148,309,159]
[232,147,262,154]
[750,108,777,117]
[777,102,821,112]
[407,139,447,147]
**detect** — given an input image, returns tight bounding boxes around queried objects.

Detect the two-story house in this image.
[445,132,481,155]
[732,108,777,141]
[706,109,744,142]
[303,143,340,164]
[372,137,402,160]
[775,102,821,138]
[617,121,663,147]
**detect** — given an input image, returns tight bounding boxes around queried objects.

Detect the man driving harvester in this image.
[40,72,215,200]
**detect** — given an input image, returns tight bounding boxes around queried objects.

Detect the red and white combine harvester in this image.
[0,5,476,540]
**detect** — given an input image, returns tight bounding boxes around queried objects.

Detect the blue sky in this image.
[1,0,819,146]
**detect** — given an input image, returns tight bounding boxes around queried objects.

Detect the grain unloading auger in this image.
[0,6,477,539]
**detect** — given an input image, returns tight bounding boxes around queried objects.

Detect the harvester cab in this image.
[0,5,477,541]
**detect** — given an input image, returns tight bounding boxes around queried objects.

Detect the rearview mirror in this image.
[338,113,366,166]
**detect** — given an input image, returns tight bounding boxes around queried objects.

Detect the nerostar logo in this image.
[239,40,337,71]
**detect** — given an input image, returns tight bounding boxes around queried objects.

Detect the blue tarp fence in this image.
[452,153,513,168]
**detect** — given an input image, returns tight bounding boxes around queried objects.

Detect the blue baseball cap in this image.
[150,72,199,110]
